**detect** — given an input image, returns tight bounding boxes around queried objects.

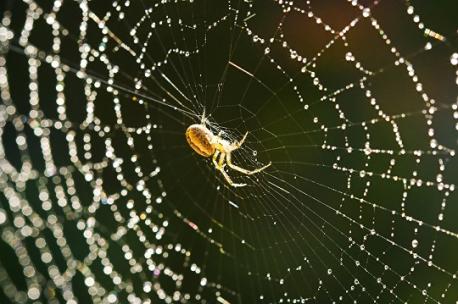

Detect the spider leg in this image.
[230,132,248,151]
[219,165,247,188]
[226,152,272,175]
[212,150,220,167]
[218,151,225,167]
[212,151,246,187]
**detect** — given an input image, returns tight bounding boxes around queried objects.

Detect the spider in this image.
[186,122,271,187]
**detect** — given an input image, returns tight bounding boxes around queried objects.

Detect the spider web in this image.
[0,0,457,303]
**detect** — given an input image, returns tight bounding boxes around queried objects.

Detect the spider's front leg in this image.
[212,151,246,187]
[226,152,271,175]
[230,132,248,151]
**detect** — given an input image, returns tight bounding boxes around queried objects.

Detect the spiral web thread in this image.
[0,0,457,303]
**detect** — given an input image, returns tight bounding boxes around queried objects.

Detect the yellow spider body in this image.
[185,124,271,187]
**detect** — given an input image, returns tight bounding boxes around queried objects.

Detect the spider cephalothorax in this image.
[185,123,271,187]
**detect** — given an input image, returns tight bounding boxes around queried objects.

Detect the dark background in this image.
[0,0,457,303]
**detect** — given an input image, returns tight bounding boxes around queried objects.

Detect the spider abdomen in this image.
[186,124,215,157]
